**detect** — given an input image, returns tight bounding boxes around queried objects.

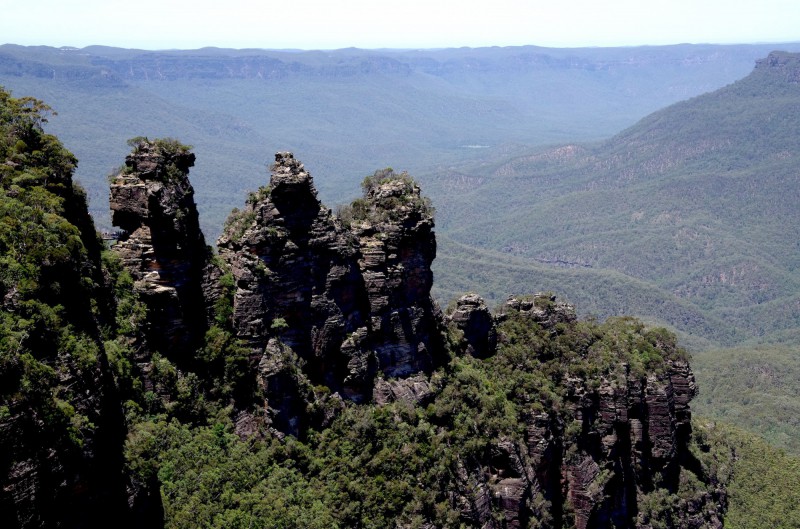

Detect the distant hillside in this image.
[429,51,800,348]
[692,343,800,455]
[2,43,799,236]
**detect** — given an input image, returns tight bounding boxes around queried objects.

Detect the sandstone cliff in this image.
[0,88,129,527]
[0,79,746,528]
[100,146,725,528]
[446,294,723,529]
[217,153,446,413]
[109,138,215,366]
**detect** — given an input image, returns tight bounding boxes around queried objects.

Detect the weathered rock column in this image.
[110,138,212,364]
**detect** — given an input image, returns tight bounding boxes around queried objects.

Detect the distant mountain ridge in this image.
[4,43,791,81]
[2,42,799,237]
[429,51,800,349]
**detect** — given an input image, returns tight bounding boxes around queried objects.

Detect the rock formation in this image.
[755,50,800,83]
[350,168,444,381]
[217,153,446,407]
[217,152,373,404]
[101,144,724,526]
[109,138,214,365]
[447,293,722,529]
[502,292,577,329]
[1,82,741,527]
[448,292,497,358]
[1,90,130,527]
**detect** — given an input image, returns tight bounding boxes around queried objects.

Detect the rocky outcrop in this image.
[502,293,577,329]
[755,50,800,83]
[256,338,314,438]
[110,138,214,365]
[3,82,739,529]
[447,293,497,358]
[372,374,435,406]
[217,153,446,405]
[217,152,373,402]
[556,361,709,529]
[449,295,720,529]
[351,168,445,379]
[101,145,721,527]
[0,91,130,527]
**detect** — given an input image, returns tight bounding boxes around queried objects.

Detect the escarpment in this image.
[104,148,723,527]
[99,145,727,527]
[0,89,129,528]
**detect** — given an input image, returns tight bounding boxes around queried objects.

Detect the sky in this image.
[3,0,799,50]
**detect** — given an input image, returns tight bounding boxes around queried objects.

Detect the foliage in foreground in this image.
[4,82,800,527]
[123,311,701,528]
[0,86,99,454]
[122,410,800,528]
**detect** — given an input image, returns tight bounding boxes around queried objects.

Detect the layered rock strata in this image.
[217,153,445,405]
[1,117,129,525]
[351,169,444,381]
[103,145,720,527]
[109,139,214,364]
[448,294,721,529]
[448,292,497,358]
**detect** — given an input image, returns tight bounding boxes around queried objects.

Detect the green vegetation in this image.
[101,246,251,425]
[432,235,735,351]
[692,421,800,529]
[114,408,800,529]
[427,53,800,350]
[114,136,194,183]
[336,168,434,226]
[222,207,256,240]
[4,45,800,525]
[113,299,800,528]
[2,45,798,349]
[0,85,118,522]
[127,136,192,157]
[119,307,698,528]
[692,344,800,455]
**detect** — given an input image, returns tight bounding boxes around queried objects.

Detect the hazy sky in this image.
[3,0,799,50]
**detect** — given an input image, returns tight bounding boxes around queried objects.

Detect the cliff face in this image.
[446,294,721,529]
[1,117,731,528]
[217,153,445,408]
[0,88,129,527]
[100,146,725,527]
[109,138,214,365]
[351,169,444,381]
[754,50,800,83]
[448,292,498,358]
[217,152,372,409]
[103,149,723,527]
